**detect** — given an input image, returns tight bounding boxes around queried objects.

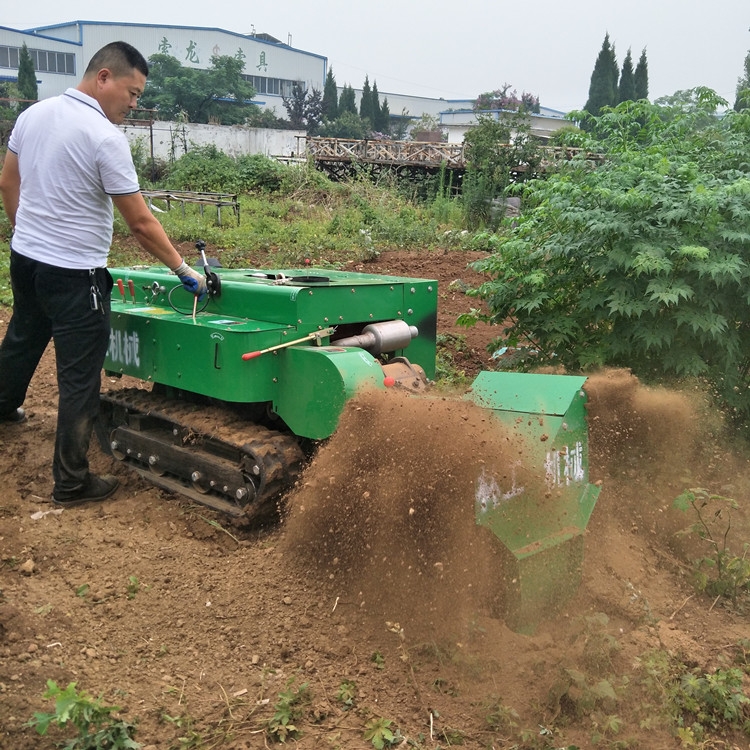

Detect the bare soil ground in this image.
[1,248,750,750]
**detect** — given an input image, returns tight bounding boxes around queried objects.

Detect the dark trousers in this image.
[0,250,113,497]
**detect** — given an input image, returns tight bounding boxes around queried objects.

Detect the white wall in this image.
[121,120,306,161]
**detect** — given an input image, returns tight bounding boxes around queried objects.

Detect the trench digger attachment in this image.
[99,246,599,631]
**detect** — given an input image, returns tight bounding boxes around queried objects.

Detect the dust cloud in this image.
[281,369,750,638]
[280,388,543,640]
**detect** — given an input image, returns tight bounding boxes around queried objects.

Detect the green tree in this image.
[475,84,540,113]
[359,75,373,125]
[322,67,338,120]
[618,48,636,103]
[303,87,323,133]
[371,80,382,132]
[17,43,37,111]
[379,97,391,135]
[318,110,368,139]
[734,49,750,111]
[584,33,618,116]
[462,110,542,228]
[140,53,257,124]
[206,53,258,124]
[390,108,412,140]
[339,84,357,115]
[0,81,20,145]
[634,48,649,101]
[282,81,307,128]
[467,91,750,425]
[282,82,322,133]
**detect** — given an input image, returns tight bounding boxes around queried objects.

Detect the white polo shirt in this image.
[8,88,140,269]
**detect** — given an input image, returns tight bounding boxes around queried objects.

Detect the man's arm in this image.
[0,151,21,228]
[112,192,184,269]
[112,192,207,296]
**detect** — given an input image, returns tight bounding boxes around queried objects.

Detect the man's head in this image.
[78,42,149,124]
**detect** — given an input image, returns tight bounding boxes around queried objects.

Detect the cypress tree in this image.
[618,48,636,103]
[339,84,357,115]
[17,43,38,111]
[734,49,750,111]
[634,48,649,101]
[371,80,382,131]
[584,33,618,116]
[379,96,391,134]
[359,75,373,124]
[322,67,338,120]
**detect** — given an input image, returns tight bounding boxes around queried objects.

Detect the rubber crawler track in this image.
[99,388,306,522]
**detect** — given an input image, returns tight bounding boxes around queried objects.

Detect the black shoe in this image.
[53,474,120,507]
[0,407,26,423]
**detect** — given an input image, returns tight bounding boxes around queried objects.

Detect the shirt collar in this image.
[63,88,107,119]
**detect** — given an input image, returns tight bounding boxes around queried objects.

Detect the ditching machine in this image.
[99,244,600,630]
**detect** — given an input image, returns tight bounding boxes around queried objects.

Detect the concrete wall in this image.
[120,120,306,161]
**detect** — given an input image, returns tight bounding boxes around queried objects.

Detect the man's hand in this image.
[173,260,208,299]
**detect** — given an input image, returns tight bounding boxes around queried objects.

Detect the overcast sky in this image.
[5,1,749,113]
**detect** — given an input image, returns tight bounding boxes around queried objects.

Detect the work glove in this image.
[173,260,208,299]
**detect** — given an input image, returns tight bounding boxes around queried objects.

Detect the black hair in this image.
[84,41,149,79]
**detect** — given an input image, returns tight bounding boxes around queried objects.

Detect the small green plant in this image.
[335,680,357,709]
[673,488,750,603]
[640,650,750,742]
[197,514,239,544]
[732,638,750,673]
[434,332,471,388]
[363,716,402,749]
[483,696,520,734]
[162,712,203,748]
[266,678,311,743]
[674,667,750,736]
[27,680,140,749]
[371,651,385,669]
[126,575,140,600]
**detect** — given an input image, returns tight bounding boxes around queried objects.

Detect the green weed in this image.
[483,696,520,734]
[335,680,357,709]
[126,575,140,600]
[640,650,750,742]
[266,678,311,743]
[27,679,140,749]
[363,716,402,749]
[673,488,750,604]
[161,712,204,748]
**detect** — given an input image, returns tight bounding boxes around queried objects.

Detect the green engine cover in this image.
[104,265,437,439]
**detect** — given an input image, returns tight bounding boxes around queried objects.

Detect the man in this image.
[0,41,206,507]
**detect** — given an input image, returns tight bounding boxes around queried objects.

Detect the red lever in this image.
[127,279,136,303]
[117,279,126,301]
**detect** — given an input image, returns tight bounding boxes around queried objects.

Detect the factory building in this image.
[0,20,326,112]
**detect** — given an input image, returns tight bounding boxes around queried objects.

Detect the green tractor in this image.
[99,246,599,630]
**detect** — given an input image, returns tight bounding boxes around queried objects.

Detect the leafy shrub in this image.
[164,144,236,192]
[235,153,285,192]
[467,94,750,426]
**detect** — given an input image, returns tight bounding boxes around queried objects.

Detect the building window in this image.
[242,73,296,98]
[0,44,75,75]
